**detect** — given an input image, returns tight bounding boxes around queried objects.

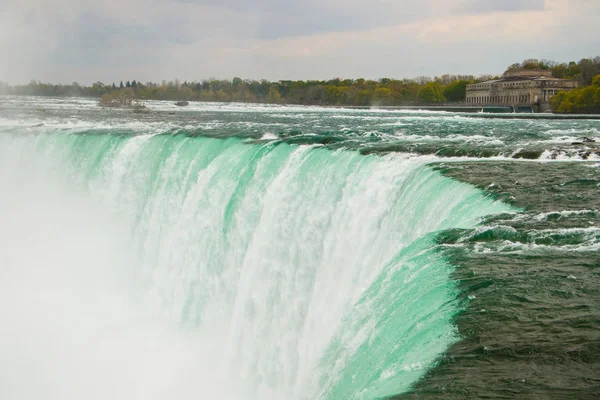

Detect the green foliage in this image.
[4,56,598,108]
[2,74,475,106]
[266,87,281,104]
[507,57,600,86]
[98,88,142,109]
[372,87,395,106]
[417,82,445,104]
[551,92,568,112]
[443,80,470,103]
[551,83,600,114]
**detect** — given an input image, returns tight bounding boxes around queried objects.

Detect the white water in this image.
[0,130,511,399]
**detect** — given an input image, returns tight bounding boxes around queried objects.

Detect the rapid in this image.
[0,97,598,399]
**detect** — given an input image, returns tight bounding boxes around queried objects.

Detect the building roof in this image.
[476,76,571,85]
[504,69,552,78]
[469,69,576,86]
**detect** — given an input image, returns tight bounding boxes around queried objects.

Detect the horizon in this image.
[1,73,493,87]
[1,1,599,86]
[0,60,595,88]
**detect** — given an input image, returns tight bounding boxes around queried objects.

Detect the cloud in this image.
[456,0,546,13]
[0,0,598,84]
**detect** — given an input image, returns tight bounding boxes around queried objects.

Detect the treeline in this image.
[0,76,477,106]
[507,56,600,86]
[509,57,600,114]
[552,75,600,114]
[1,56,598,108]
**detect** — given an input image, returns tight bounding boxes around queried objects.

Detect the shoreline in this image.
[2,94,600,120]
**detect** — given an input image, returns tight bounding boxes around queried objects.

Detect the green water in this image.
[0,96,598,399]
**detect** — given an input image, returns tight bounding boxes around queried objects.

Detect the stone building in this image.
[466,70,578,112]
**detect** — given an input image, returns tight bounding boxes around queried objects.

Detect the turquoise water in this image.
[0,97,598,399]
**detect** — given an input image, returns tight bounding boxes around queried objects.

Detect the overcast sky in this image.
[1,0,598,84]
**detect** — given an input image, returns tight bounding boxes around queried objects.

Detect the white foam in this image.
[476,241,600,254]
[539,149,600,161]
[0,131,515,399]
[259,132,279,140]
[0,146,244,400]
[532,209,599,221]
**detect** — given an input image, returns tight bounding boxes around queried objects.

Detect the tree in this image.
[443,80,470,103]
[522,59,542,70]
[90,81,106,97]
[98,88,141,108]
[232,77,243,88]
[4,56,598,108]
[415,76,432,85]
[550,63,568,78]
[417,82,445,104]
[551,76,600,114]
[267,87,281,103]
[578,58,600,86]
[354,89,372,105]
[215,89,229,102]
[372,87,394,105]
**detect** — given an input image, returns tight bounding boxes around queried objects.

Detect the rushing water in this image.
[0,96,598,399]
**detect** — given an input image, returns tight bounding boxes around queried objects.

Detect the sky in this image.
[0,0,599,84]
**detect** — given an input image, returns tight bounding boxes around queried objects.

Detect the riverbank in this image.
[325,104,600,119]
[3,94,600,120]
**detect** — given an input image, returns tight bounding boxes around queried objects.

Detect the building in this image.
[466,70,578,112]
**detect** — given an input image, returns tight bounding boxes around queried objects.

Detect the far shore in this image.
[2,94,600,120]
